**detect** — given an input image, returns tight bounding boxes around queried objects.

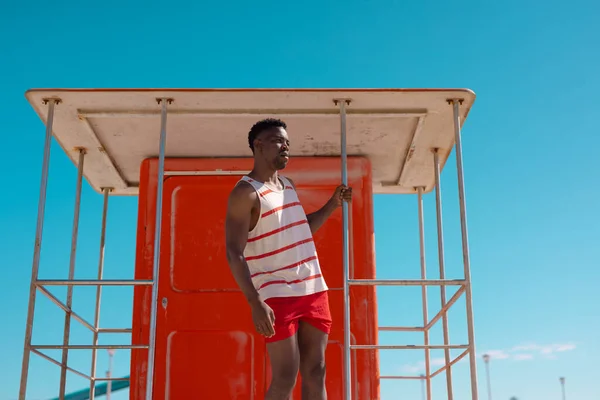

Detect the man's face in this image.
[255,127,290,170]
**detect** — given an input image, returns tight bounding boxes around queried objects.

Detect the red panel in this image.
[130,157,380,399]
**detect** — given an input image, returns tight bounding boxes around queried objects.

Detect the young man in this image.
[225,118,351,399]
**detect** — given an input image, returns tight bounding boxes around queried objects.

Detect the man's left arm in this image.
[287,177,352,234]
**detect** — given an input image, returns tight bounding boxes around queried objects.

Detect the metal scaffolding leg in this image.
[433,148,454,399]
[19,98,59,400]
[335,98,352,400]
[145,97,172,400]
[59,148,86,399]
[90,188,110,400]
[450,99,479,400]
[417,187,432,400]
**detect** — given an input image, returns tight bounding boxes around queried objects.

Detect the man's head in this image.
[248,118,290,170]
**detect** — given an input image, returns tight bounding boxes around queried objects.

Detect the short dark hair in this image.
[248,118,287,152]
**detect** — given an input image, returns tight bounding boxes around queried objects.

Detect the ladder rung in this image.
[97,328,133,333]
[31,344,148,350]
[350,344,469,350]
[348,279,466,286]
[380,375,425,380]
[378,326,424,332]
[36,279,153,286]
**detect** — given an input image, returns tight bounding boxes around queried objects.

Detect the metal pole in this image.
[145,98,170,399]
[337,99,352,400]
[433,149,453,399]
[483,354,491,400]
[90,188,110,400]
[107,350,115,400]
[19,98,59,400]
[560,377,566,400]
[417,187,431,400]
[59,148,86,399]
[451,99,479,399]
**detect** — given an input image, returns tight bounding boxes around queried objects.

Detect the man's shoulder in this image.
[228,180,260,212]
[229,180,257,199]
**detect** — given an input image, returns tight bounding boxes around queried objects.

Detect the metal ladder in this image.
[18,98,171,400]
[336,98,479,400]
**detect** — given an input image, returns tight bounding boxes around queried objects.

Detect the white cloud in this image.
[398,342,577,374]
[513,354,534,361]
[485,350,510,360]
[482,342,576,362]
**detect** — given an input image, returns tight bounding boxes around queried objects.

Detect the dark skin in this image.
[225,126,351,399]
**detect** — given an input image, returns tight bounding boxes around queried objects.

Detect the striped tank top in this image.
[239,175,328,301]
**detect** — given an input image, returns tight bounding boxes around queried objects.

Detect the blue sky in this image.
[1,0,599,399]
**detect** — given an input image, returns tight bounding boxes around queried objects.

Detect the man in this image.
[225,118,351,399]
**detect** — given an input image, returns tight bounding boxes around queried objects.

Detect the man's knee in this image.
[302,360,326,385]
[270,366,298,391]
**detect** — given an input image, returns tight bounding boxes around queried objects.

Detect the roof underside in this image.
[25,89,476,195]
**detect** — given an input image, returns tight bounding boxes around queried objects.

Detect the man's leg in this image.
[266,333,300,400]
[298,321,328,400]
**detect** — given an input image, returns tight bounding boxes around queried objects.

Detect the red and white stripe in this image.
[239,175,328,300]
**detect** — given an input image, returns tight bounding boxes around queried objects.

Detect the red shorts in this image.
[264,290,332,343]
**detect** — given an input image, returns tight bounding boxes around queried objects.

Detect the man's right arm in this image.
[225,184,261,305]
[225,184,275,338]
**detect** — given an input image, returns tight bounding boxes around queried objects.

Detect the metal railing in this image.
[18,97,171,400]
[337,98,479,400]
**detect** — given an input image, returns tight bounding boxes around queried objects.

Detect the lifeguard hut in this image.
[18,88,479,399]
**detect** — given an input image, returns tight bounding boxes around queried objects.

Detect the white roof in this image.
[25,88,476,195]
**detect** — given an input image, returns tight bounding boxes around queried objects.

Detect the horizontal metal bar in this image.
[93,377,130,382]
[78,110,428,118]
[36,286,96,332]
[380,375,426,380]
[350,344,469,350]
[32,344,148,350]
[97,328,133,334]
[431,348,471,378]
[426,286,466,330]
[31,349,91,381]
[348,279,466,286]
[378,326,424,332]
[36,279,153,286]
[165,170,251,176]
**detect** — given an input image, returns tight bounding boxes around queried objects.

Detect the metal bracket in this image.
[333,99,352,106]
[156,98,174,105]
[42,98,62,105]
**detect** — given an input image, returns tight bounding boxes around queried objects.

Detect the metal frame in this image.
[19,94,478,400]
[18,98,171,400]
[338,98,479,399]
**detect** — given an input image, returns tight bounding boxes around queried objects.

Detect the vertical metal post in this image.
[560,377,566,400]
[433,149,453,399]
[145,98,170,400]
[337,99,352,400]
[19,98,59,400]
[417,187,431,400]
[89,188,110,400]
[59,148,86,398]
[451,99,479,400]
[107,350,115,400]
[483,354,492,400]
